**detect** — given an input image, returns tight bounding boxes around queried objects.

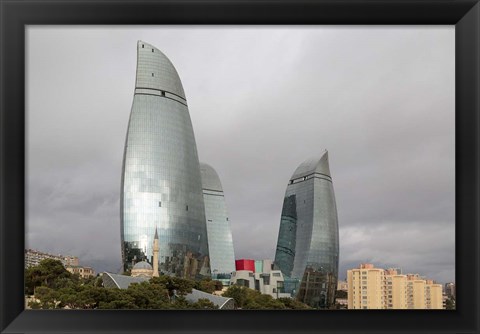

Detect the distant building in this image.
[25,249,78,268]
[200,163,235,285]
[127,228,161,278]
[230,259,291,299]
[348,263,384,309]
[444,282,456,298]
[66,265,95,279]
[274,151,339,308]
[337,280,348,291]
[235,259,255,272]
[129,261,154,278]
[347,263,443,309]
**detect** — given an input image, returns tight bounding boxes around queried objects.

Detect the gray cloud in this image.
[26,26,455,283]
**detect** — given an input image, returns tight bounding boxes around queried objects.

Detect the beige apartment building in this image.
[66,265,96,279]
[347,264,443,310]
[347,263,385,309]
[25,249,79,268]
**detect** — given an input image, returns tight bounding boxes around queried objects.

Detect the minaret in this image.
[153,227,159,277]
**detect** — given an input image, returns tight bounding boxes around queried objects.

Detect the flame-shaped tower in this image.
[121,41,209,279]
[274,151,339,308]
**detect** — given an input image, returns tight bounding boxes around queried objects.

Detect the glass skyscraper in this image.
[121,41,209,279]
[274,151,339,308]
[200,163,235,282]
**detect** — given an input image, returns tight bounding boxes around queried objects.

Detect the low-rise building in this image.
[66,265,95,279]
[230,259,291,299]
[337,280,348,291]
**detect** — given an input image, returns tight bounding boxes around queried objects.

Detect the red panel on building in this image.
[235,259,255,272]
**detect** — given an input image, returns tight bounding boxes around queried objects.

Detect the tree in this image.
[26,260,315,309]
[335,290,347,299]
[125,281,170,309]
[243,290,286,310]
[190,298,218,310]
[222,285,248,308]
[25,259,73,295]
[277,297,312,310]
[445,296,456,310]
[149,276,194,298]
[194,278,217,294]
[29,286,59,309]
[223,284,311,310]
[213,280,224,291]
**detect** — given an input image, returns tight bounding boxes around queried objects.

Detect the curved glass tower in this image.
[121,41,209,279]
[274,151,339,308]
[199,163,235,281]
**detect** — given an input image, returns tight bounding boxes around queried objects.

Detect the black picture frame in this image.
[1,0,478,333]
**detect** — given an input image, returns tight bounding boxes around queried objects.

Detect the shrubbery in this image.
[25,259,311,310]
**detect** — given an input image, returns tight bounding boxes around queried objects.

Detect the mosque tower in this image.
[153,227,159,277]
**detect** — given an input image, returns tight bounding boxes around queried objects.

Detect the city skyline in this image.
[26,26,455,283]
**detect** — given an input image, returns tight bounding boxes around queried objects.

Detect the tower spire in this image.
[153,226,159,277]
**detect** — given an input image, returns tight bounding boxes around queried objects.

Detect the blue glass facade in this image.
[274,151,339,308]
[121,41,209,279]
[200,163,235,282]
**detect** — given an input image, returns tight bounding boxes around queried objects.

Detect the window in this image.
[158,201,161,207]
[161,91,165,96]
[142,44,144,48]
[272,273,281,277]
[208,219,212,222]
[152,49,154,52]
[152,73,154,77]
[186,205,188,211]
[226,217,229,221]
[237,279,249,288]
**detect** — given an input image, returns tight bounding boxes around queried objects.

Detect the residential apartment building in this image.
[347,264,443,310]
[444,282,456,298]
[348,263,384,309]
[25,249,79,268]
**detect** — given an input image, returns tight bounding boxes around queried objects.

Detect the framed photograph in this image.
[1,0,478,333]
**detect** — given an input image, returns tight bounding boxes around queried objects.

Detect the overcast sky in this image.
[26,26,455,284]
